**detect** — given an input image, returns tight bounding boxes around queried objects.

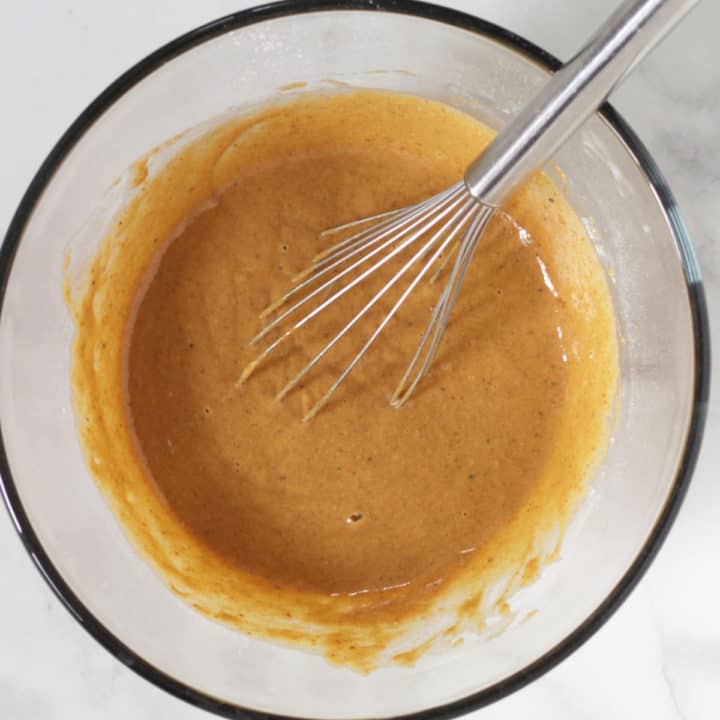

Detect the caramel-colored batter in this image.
[69,90,617,671]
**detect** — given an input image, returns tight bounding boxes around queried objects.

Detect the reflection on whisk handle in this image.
[464,0,699,207]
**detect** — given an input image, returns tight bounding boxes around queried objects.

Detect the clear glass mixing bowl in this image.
[0,2,709,718]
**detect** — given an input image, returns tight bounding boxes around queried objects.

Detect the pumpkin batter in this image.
[69,90,618,671]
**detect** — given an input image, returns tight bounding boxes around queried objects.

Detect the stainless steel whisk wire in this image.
[239,0,699,420]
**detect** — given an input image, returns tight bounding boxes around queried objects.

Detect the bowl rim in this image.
[0,1,710,718]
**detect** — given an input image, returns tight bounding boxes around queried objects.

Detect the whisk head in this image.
[238,181,493,420]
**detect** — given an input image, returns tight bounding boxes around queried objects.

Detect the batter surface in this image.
[70,90,617,670]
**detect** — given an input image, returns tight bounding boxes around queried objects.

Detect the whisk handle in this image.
[464,0,699,206]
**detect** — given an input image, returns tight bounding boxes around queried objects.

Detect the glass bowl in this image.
[0,1,709,718]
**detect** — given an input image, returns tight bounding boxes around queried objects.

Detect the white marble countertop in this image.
[1,1,718,718]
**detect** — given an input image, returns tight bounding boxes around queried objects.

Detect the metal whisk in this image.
[240,0,698,421]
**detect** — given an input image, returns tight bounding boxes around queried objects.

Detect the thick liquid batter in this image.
[70,90,617,670]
